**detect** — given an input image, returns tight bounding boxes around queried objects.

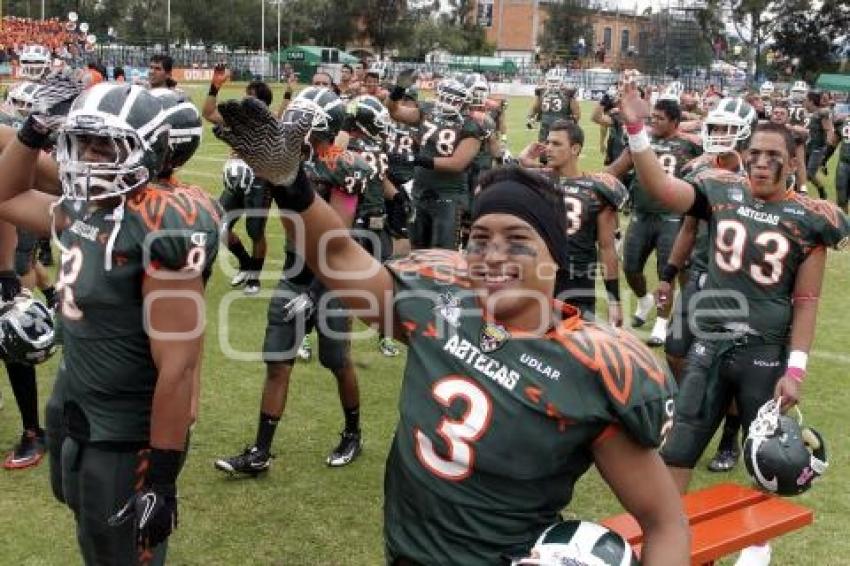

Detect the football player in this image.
[518,120,627,326]
[0,81,220,564]
[345,94,406,357]
[606,98,703,345]
[527,68,581,142]
[657,97,756,474]
[216,94,687,561]
[387,73,487,250]
[148,54,176,89]
[803,91,836,199]
[214,87,371,474]
[203,66,274,294]
[620,83,849,565]
[835,103,850,212]
[17,44,52,82]
[768,100,809,192]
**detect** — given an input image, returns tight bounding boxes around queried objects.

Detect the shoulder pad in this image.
[127,182,222,272]
[550,322,676,447]
[586,172,628,210]
[789,194,850,250]
[387,250,470,288]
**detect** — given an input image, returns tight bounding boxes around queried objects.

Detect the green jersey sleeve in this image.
[791,194,850,251]
[587,172,629,210]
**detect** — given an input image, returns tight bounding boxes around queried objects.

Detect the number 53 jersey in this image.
[688,168,850,344]
[383,250,677,565]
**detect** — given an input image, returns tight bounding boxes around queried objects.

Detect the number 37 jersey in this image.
[383,250,676,565]
[689,169,850,343]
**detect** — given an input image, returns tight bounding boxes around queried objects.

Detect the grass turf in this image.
[0,84,849,565]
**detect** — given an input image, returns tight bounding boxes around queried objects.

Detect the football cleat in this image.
[214,445,271,476]
[631,294,654,328]
[215,96,312,186]
[244,279,261,296]
[297,336,313,362]
[230,270,248,287]
[3,429,46,470]
[707,447,740,472]
[327,430,363,467]
[734,544,772,566]
[511,519,639,565]
[379,337,400,357]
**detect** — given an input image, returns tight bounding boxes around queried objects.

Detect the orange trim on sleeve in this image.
[593,424,621,447]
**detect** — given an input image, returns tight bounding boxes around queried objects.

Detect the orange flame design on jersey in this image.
[127,182,221,232]
[791,192,842,228]
[552,324,667,406]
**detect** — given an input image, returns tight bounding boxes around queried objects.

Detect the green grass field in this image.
[1,84,849,565]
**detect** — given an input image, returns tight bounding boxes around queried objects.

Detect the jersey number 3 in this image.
[57,247,84,319]
[415,376,492,481]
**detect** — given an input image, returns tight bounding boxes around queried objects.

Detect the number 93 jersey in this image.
[631,133,703,216]
[689,169,850,343]
[414,103,487,198]
[53,181,221,443]
[383,250,676,565]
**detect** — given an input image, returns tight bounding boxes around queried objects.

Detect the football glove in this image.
[214,96,311,186]
[32,69,85,121]
[282,289,317,322]
[108,449,182,549]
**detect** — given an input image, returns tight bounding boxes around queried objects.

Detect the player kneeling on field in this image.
[215,95,688,565]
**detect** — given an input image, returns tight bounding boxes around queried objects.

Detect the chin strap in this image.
[48,195,71,256]
[104,194,126,272]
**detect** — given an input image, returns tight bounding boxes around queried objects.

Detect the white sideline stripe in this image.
[812,350,850,365]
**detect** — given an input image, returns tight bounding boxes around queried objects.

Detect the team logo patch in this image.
[729,187,744,202]
[434,291,461,328]
[479,323,509,353]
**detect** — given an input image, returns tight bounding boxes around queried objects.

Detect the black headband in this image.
[472,180,569,270]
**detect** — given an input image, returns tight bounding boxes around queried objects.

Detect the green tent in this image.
[446,56,518,75]
[815,74,850,92]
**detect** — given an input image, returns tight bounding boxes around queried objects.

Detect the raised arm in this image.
[202,64,228,125]
[618,84,696,214]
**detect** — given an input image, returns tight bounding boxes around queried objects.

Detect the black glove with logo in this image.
[109,449,181,549]
[385,191,412,238]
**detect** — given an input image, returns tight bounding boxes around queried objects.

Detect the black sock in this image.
[6,362,40,432]
[228,240,252,270]
[719,413,741,451]
[255,412,280,453]
[812,179,827,199]
[250,256,265,277]
[344,406,360,434]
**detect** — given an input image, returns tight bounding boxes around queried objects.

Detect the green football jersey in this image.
[839,119,850,163]
[304,146,371,198]
[631,132,703,216]
[789,104,808,127]
[540,89,575,127]
[689,169,850,343]
[52,181,221,443]
[348,135,389,215]
[383,250,676,565]
[386,121,419,185]
[554,172,628,272]
[605,111,626,165]
[413,103,486,198]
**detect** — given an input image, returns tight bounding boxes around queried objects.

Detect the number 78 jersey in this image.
[690,169,850,343]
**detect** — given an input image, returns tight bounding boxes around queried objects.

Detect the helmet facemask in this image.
[435,81,469,118]
[57,127,158,202]
[358,106,391,141]
[283,96,335,143]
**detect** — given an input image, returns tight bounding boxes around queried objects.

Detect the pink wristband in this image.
[786,366,806,383]
[625,122,644,135]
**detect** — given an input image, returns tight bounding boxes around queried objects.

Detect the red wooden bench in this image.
[601,483,813,565]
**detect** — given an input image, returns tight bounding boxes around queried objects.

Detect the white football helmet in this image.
[790,80,809,102]
[512,521,639,566]
[544,68,565,91]
[434,78,471,117]
[18,45,52,81]
[465,73,489,108]
[6,81,41,117]
[701,97,756,154]
[759,81,774,97]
